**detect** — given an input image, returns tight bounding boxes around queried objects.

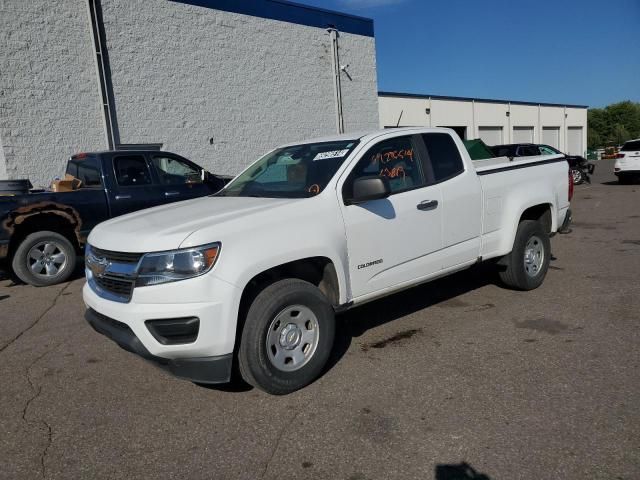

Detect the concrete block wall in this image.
[100,0,379,176]
[0,0,105,186]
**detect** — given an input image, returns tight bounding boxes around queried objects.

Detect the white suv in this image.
[615,139,640,184]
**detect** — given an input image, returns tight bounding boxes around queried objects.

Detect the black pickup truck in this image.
[0,150,229,286]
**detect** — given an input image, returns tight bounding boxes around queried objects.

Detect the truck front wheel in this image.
[12,231,76,287]
[238,278,335,395]
[498,220,550,291]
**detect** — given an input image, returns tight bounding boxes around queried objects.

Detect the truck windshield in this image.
[218,140,359,198]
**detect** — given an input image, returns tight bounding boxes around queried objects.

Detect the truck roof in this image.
[70,150,166,159]
[281,127,456,147]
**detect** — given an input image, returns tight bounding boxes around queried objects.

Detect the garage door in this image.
[542,127,560,149]
[478,127,503,146]
[513,127,534,144]
[567,127,583,156]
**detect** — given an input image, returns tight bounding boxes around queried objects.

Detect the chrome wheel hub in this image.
[524,235,544,277]
[279,323,302,350]
[266,305,319,372]
[27,242,67,277]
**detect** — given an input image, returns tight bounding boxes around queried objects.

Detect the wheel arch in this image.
[233,256,342,355]
[7,211,81,259]
[501,202,554,257]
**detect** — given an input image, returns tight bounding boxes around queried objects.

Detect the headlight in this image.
[136,243,221,287]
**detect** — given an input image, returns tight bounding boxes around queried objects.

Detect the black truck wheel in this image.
[238,278,335,395]
[11,231,76,286]
[498,220,550,291]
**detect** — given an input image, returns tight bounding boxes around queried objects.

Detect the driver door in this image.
[339,134,443,299]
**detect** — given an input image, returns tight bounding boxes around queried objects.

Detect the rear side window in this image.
[344,135,425,198]
[75,157,102,187]
[422,133,464,183]
[621,141,640,151]
[114,155,152,186]
[65,161,78,179]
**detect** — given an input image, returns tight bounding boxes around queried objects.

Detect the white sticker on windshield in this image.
[313,149,350,161]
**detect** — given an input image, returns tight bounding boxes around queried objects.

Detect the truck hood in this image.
[88,196,293,252]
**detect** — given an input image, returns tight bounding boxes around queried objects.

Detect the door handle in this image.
[417,200,438,211]
[115,194,131,200]
[164,191,180,197]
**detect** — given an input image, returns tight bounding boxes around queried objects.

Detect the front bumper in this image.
[83,271,242,383]
[85,308,232,384]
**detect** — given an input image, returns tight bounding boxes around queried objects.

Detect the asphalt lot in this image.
[1,158,638,480]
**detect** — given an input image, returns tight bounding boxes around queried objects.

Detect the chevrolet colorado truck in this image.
[84,127,573,394]
[0,150,227,286]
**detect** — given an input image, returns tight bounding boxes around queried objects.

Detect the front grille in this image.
[94,274,134,300]
[91,246,143,264]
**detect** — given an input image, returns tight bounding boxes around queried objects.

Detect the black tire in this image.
[11,231,76,286]
[571,168,584,185]
[238,278,335,395]
[498,220,550,291]
[618,174,630,185]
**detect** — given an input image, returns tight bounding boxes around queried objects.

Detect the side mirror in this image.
[349,176,391,204]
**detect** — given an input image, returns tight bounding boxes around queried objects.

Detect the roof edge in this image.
[378,91,588,109]
[170,0,375,37]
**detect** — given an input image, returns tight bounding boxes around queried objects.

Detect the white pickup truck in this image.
[84,127,572,394]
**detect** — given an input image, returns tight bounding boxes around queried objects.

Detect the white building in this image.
[0,0,379,185]
[379,92,588,156]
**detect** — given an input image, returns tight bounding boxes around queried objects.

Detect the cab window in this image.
[518,145,540,156]
[66,157,102,187]
[539,146,559,155]
[421,133,464,183]
[152,155,202,185]
[114,155,152,186]
[344,135,424,199]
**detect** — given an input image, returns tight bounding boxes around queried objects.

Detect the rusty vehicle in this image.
[0,150,229,286]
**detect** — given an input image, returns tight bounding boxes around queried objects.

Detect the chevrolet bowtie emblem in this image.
[87,254,110,278]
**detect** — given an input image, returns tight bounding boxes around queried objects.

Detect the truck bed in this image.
[473,153,565,173]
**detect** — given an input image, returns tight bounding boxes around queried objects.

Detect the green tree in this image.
[588,101,640,148]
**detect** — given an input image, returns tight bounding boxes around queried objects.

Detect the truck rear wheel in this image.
[238,278,335,395]
[12,231,76,286]
[498,220,550,291]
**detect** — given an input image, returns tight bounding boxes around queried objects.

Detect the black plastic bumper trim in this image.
[145,317,200,345]
[85,308,232,384]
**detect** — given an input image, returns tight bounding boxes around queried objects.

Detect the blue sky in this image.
[298,0,640,108]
